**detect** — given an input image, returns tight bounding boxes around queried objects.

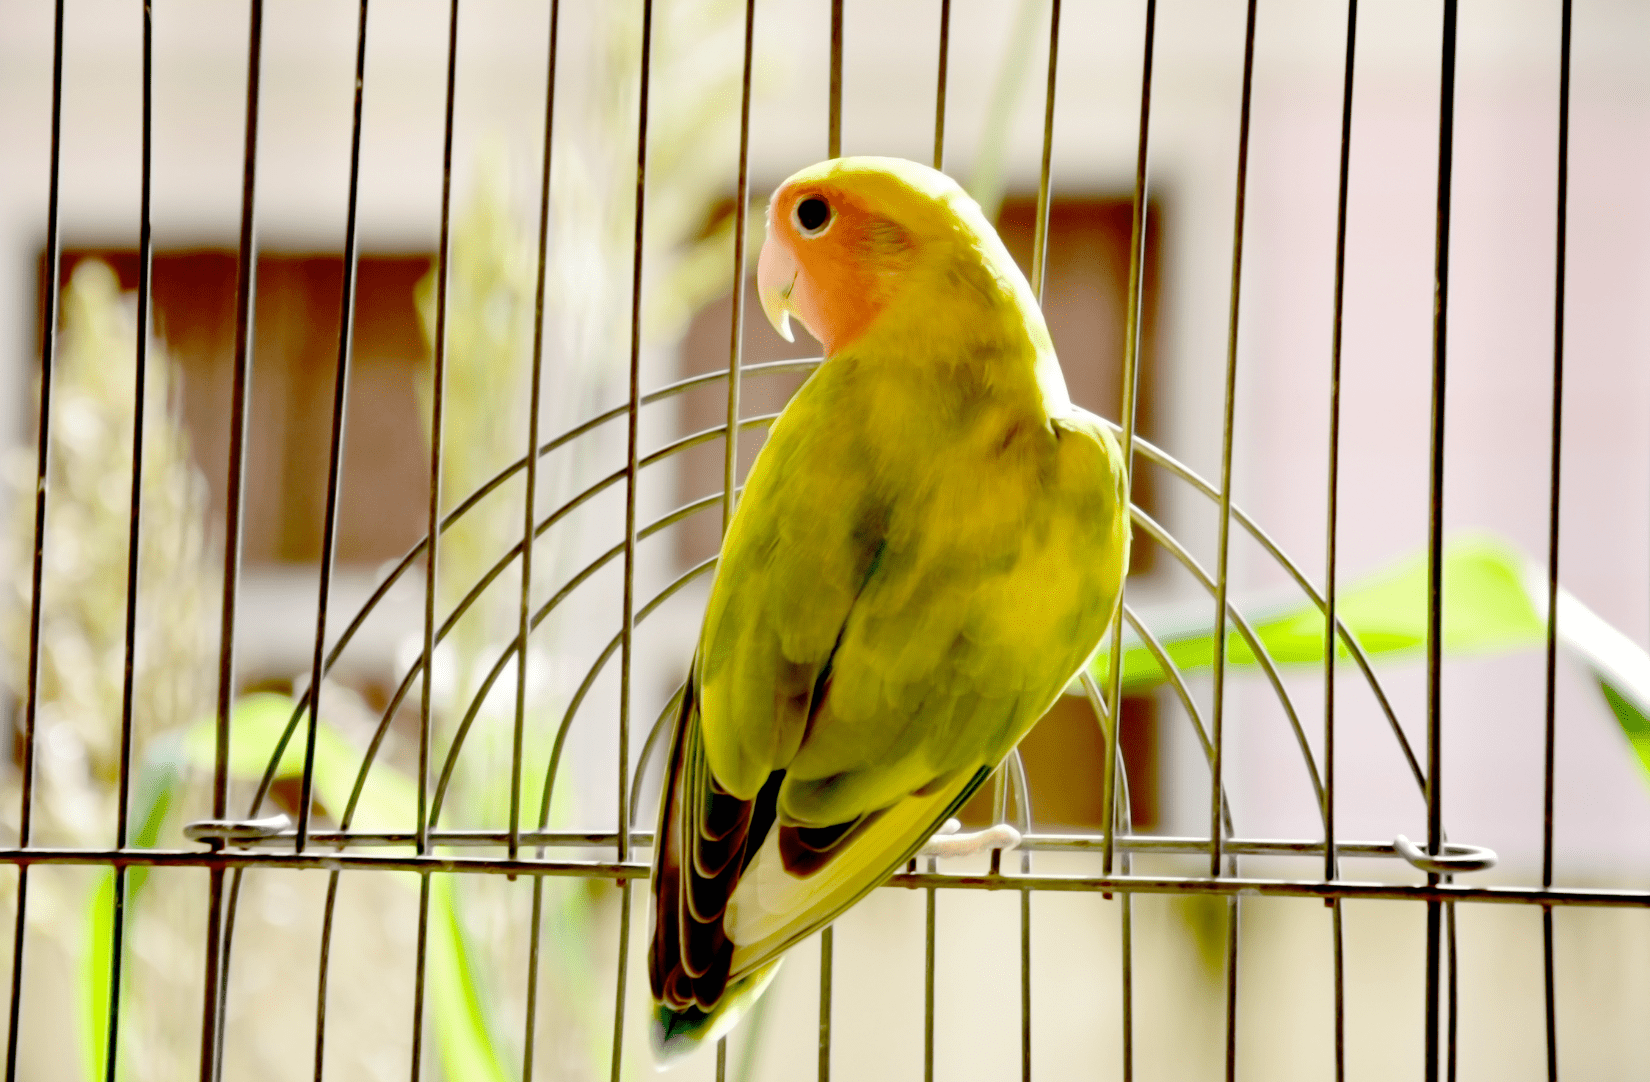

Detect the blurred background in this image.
[0,0,1648,1079]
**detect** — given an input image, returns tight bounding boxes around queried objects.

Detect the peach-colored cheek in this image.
[796,251,880,354]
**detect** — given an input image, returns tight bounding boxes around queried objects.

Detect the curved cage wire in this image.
[4,1,1648,1081]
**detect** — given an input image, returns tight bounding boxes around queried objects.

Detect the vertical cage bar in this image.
[294,0,361,837]
[924,12,950,1067]
[5,1,65,1076]
[312,870,342,1081]
[417,0,462,860]
[1208,0,1261,879]
[522,878,546,1082]
[611,2,656,1075]
[212,0,265,811]
[106,4,160,1075]
[1020,886,1032,1082]
[724,0,757,536]
[1120,891,1134,1082]
[1446,901,1459,1082]
[1028,0,1061,302]
[1332,901,1346,1082]
[117,0,158,852]
[1425,0,1459,869]
[513,0,575,1005]
[513,0,561,866]
[1541,907,1558,1079]
[511,0,568,1038]
[210,870,245,1079]
[310,862,340,1081]
[409,5,462,1077]
[103,858,129,1082]
[610,882,634,1082]
[409,874,432,1082]
[1324,0,1358,885]
[818,927,834,1082]
[828,0,843,158]
[1223,896,1241,1082]
[1019,10,1060,1071]
[923,857,937,1082]
[200,2,265,1073]
[1101,0,1157,878]
[1115,738,1134,1082]
[1541,2,1573,1078]
[1424,3,1460,1079]
[619,0,656,871]
[1323,8,1357,1078]
[932,0,951,170]
[299,0,372,852]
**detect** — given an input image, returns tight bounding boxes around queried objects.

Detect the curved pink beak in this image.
[756,227,797,344]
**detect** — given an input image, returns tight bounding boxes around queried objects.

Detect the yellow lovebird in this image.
[648,156,1130,1061]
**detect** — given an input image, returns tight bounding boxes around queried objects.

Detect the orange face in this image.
[758,178,914,355]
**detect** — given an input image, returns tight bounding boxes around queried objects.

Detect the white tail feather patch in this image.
[724,779,974,974]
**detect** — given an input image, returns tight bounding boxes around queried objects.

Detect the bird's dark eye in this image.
[795,196,832,235]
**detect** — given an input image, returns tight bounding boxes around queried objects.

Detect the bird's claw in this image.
[918,818,1022,858]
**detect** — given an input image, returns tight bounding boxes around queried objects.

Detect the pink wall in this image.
[1216,30,1650,876]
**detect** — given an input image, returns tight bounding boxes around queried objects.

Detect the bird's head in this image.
[757,156,1032,356]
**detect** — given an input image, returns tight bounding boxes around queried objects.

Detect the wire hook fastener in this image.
[185,814,293,846]
[1392,834,1497,874]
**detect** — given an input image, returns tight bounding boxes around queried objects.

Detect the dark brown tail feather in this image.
[650,676,782,1012]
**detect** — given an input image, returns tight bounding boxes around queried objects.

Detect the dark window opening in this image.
[37,249,434,568]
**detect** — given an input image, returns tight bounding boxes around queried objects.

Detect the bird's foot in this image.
[918,818,1022,859]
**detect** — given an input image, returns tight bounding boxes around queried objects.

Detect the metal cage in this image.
[4,1,1647,1081]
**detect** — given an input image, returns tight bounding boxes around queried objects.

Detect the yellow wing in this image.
[649,349,1128,1049]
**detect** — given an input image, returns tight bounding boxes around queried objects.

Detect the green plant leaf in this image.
[967,0,1050,220]
[180,692,413,831]
[429,876,512,1082]
[1083,531,1650,784]
[178,694,510,1082]
[1542,578,1650,779]
[79,733,187,1081]
[1085,533,1547,692]
[80,869,114,1082]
